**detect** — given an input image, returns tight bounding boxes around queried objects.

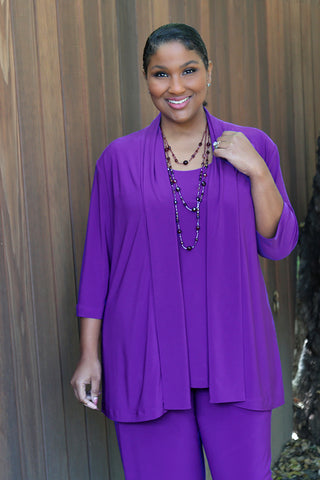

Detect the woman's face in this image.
[146,41,212,128]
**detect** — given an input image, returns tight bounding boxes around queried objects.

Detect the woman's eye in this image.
[183,68,197,75]
[153,71,168,78]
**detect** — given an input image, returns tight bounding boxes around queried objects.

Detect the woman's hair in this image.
[143,23,209,75]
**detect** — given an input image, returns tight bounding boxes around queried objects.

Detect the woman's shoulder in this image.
[208,112,277,161]
[97,115,160,169]
[210,114,273,145]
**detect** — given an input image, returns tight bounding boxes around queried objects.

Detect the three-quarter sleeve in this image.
[76,160,110,319]
[256,142,298,260]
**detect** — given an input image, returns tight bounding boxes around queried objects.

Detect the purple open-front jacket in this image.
[77,109,298,422]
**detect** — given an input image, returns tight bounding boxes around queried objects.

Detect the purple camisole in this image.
[174,164,212,388]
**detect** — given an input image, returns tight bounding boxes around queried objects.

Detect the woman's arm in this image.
[70,317,102,410]
[248,161,283,238]
[213,131,283,238]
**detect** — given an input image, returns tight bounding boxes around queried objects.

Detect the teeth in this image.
[168,97,189,105]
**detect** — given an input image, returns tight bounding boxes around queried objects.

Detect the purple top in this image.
[174,167,210,388]
[77,109,299,422]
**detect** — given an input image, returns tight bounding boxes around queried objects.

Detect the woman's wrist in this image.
[79,317,102,360]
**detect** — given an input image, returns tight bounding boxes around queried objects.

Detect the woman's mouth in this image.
[167,96,191,109]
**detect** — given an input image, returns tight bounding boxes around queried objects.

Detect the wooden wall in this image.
[1,0,319,478]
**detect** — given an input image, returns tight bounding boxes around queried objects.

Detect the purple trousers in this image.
[114,388,272,480]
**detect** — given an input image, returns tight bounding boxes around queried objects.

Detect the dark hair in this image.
[143,23,209,75]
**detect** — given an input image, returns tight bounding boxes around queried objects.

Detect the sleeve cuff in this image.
[76,303,105,320]
[256,202,298,260]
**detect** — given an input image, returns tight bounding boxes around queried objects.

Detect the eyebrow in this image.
[150,60,200,71]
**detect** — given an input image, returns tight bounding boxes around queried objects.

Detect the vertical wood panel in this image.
[1,1,320,478]
[116,0,141,134]
[10,0,69,477]
[210,0,232,119]
[311,1,320,138]
[301,2,318,199]
[99,0,122,143]
[2,12,47,480]
[288,0,308,220]
[0,8,25,477]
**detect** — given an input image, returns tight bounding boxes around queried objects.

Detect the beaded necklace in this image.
[161,124,211,251]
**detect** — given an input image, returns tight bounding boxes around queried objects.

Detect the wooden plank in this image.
[10,0,71,478]
[152,0,169,29]
[242,0,259,127]
[106,419,125,480]
[311,1,320,141]
[254,0,270,133]
[0,227,22,480]
[0,10,24,477]
[7,2,56,478]
[227,0,246,124]
[287,0,308,222]
[277,0,297,204]
[33,1,95,478]
[55,0,92,276]
[210,0,231,120]
[115,0,141,134]
[169,1,185,23]
[198,0,213,111]
[301,1,317,201]
[135,0,155,128]
[99,0,122,143]
[82,0,107,176]
[184,0,201,27]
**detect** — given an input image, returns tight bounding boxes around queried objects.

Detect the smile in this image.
[167,97,190,105]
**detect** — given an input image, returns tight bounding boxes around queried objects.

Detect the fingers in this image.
[83,393,99,411]
[91,377,101,407]
[73,382,99,411]
[70,361,101,411]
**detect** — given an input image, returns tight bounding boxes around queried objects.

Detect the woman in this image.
[71,23,298,480]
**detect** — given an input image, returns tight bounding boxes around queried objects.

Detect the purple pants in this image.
[114,388,272,480]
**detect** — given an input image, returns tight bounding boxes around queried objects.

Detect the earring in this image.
[207,82,211,87]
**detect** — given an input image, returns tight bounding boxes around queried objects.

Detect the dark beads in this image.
[161,122,212,251]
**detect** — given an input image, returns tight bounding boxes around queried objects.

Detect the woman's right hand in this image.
[71,356,101,410]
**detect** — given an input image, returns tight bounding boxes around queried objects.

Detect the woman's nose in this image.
[168,75,186,94]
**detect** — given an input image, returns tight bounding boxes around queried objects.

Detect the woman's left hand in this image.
[213,131,265,178]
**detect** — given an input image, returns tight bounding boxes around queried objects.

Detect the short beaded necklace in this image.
[161,123,211,251]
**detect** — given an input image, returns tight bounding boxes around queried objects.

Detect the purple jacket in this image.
[77,109,298,422]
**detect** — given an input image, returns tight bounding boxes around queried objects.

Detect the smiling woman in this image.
[145,41,212,132]
[71,23,298,480]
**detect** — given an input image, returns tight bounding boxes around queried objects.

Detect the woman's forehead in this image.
[148,41,202,66]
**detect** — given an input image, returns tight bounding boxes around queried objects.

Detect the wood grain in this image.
[1,1,319,478]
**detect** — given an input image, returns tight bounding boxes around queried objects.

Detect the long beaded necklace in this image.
[161,124,211,251]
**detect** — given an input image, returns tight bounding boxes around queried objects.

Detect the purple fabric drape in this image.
[77,110,298,422]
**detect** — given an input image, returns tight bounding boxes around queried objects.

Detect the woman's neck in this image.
[160,108,207,142]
